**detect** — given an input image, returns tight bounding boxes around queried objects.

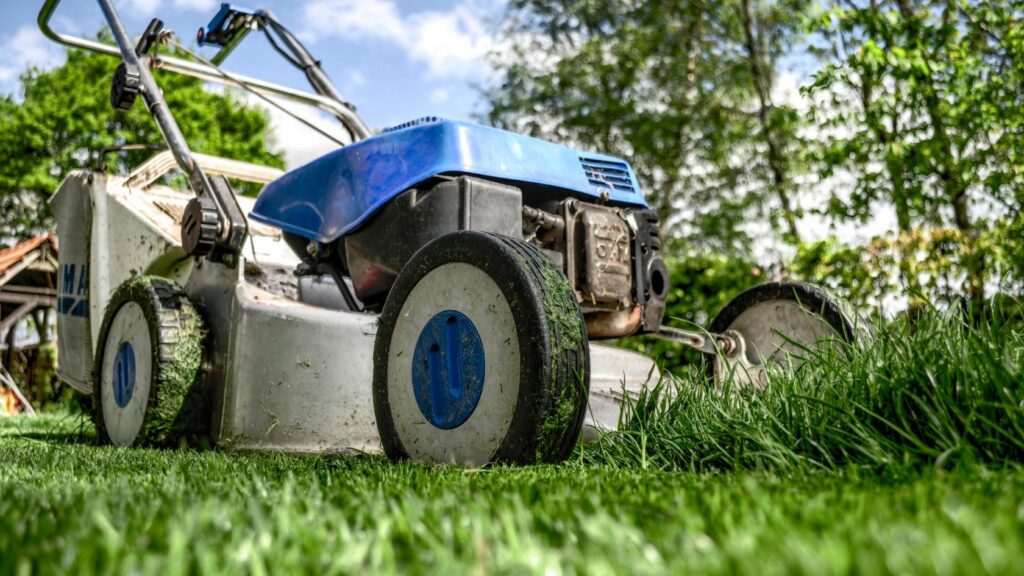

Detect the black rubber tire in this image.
[93,276,207,447]
[705,281,857,371]
[373,230,590,465]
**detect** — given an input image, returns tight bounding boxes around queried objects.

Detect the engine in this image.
[309,175,668,339]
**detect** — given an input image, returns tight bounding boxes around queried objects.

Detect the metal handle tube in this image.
[95,3,198,179]
[94,0,230,235]
[260,9,347,105]
[37,0,372,141]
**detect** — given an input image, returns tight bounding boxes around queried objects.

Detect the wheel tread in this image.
[93,276,206,446]
[490,233,589,462]
[373,230,591,465]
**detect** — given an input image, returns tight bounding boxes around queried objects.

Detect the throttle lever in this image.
[135,18,164,56]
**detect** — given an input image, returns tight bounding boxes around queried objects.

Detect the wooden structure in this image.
[0,235,58,415]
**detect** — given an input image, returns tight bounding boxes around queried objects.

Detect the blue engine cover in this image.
[250,118,649,243]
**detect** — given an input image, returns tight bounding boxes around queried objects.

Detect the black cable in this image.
[265,18,317,67]
[256,14,359,134]
[323,263,361,312]
[261,20,304,70]
[166,36,350,146]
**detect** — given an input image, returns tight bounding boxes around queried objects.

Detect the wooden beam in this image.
[0,285,58,296]
[0,293,56,307]
[0,301,37,338]
[0,251,41,287]
[0,365,36,416]
[27,260,58,273]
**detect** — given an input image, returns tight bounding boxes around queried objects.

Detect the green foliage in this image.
[792,226,1024,313]
[486,0,812,252]
[804,1,1024,302]
[0,38,283,239]
[789,237,887,310]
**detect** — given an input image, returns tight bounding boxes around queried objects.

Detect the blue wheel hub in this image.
[412,310,485,429]
[113,342,136,408]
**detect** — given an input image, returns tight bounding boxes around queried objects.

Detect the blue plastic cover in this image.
[250,118,649,243]
[412,310,485,429]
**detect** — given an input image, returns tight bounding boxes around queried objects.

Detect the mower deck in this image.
[51,156,658,453]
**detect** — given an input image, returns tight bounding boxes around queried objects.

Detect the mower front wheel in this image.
[93,276,207,446]
[373,231,590,466]
[707,282,858,388]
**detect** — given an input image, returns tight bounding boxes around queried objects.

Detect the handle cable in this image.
[163,34,350,147]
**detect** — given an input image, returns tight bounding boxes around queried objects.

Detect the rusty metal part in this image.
[654,326,727,355]
[563,200,633,310]
[712,330,769,392]
[522,205,564,245]
[585,306,642,338]
[579,207,631,305]
[533,199,666,335]
[654,326,768,391]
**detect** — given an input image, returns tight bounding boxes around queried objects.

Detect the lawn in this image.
[2,312,1023,575]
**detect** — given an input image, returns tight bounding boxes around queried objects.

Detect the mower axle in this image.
[654,326,740,356]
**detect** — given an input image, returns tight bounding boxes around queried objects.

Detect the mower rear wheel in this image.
[93,276,207,446]
[707,282,857,387]
[373,231,589,466]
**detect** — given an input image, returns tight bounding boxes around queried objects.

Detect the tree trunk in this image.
[908,0,985,304]
[740,0,801,243]
[32,308,49,345]
[867,4,925,309]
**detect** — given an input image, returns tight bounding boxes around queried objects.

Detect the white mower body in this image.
[51,153,658,453]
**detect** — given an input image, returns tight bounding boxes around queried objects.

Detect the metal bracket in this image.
[196,3,258,65]
[654,326,734,355]
[653,326,769,390]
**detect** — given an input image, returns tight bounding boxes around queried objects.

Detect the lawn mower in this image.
[40,0,858,465]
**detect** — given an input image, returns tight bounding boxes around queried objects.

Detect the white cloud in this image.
[305,0,406,42]
[429,87,450,104]
[172,0,219,10]
[0,24,65,91]
[240,93,347,170]
[122,0,162,15]
[120,0,218,15]
[303,0,495,80]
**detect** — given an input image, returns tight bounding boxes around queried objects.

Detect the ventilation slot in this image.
[384,116,444,133]
[579,157,636,193]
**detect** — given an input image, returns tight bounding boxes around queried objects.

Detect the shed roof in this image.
[0,236,57,278]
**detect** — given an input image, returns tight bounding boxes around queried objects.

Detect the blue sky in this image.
[0,0,503,166]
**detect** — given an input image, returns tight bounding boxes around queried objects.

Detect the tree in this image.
[0,38,284,241]
[805,0,1024,305]
[485,0,813,254]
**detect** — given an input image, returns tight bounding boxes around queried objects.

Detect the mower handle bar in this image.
[39,0,239,250]
[37,0,372,141]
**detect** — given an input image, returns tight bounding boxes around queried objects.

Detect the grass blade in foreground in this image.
[591,310,1024,471]
[2,413,1024,574]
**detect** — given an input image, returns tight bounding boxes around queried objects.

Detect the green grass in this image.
[594,310,1024,472]
[2,311,1023,574]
